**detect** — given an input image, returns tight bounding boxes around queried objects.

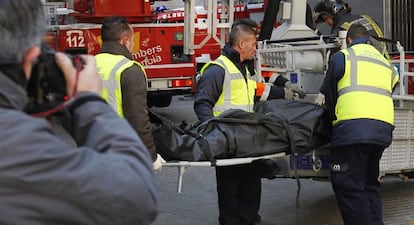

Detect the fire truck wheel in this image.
[153,94,172,107]
[147,93,172,108]
[147,95,155,108]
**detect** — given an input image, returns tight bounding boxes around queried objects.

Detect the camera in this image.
[25,45,72,114]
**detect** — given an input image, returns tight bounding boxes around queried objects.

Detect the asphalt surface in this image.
[153,167,414,225]
[150,96,414,225]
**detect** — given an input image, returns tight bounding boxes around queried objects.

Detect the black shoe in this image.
[254,159,281,180]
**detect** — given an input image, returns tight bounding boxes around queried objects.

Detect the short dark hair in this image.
[229,19,258,46]
[101,16,132,42]
[346,23,369,40]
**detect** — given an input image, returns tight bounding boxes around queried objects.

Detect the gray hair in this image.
[0,0,46,63]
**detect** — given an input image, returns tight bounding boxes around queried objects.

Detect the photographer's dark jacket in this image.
[0,68,158,224]
[97,42,157,161]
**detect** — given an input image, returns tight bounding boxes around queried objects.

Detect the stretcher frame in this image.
[162,152,286,193]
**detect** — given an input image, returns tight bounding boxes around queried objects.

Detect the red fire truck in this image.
[43,0,265,107]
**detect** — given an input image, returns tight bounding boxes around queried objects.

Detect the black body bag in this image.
[254,99,331,153]
[150,99,331,162]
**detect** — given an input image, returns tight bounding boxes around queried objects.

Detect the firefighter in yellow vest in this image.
[95,16,164,171]
[323,24,398,225]
[194,19,306,225]
[313,0,390,106]
[313,0,388,58]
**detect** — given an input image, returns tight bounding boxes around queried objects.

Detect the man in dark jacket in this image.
[194,18,305,225]
[0,1,158,224]
[323,24,398,225]
[95,16,164,171]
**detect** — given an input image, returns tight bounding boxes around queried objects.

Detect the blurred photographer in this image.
[0,1,158,224]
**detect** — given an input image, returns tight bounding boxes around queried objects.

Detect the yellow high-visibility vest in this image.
[200,55,257,116]
[95,53,146,117]
[334,44,399,126]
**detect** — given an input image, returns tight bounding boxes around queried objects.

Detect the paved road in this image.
[150,95,414,225]
[153,167,414,225]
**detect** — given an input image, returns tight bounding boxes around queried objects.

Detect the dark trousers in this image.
[215,163,261,225]
[330,144,385,225]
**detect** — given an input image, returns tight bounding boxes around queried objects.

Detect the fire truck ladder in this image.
[183,0,234,55]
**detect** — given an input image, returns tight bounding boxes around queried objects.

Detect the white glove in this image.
[284,81,306,99]
[153,154,166,172]
[283,88,294,100]
[315,92,325,106]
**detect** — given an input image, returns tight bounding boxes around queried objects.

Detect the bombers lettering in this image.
[135,45,162,58]
[134,44,163,66]
[140,55,162,66]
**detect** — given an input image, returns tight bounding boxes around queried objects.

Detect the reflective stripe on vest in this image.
[200,55,257,116]
[339,15,390,60]
[334,44,398,126]
[340,15,384,39]
[360,15,390,60]
[95,53,146,117]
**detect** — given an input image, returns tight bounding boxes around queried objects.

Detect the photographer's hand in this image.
[55,53,102,96]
